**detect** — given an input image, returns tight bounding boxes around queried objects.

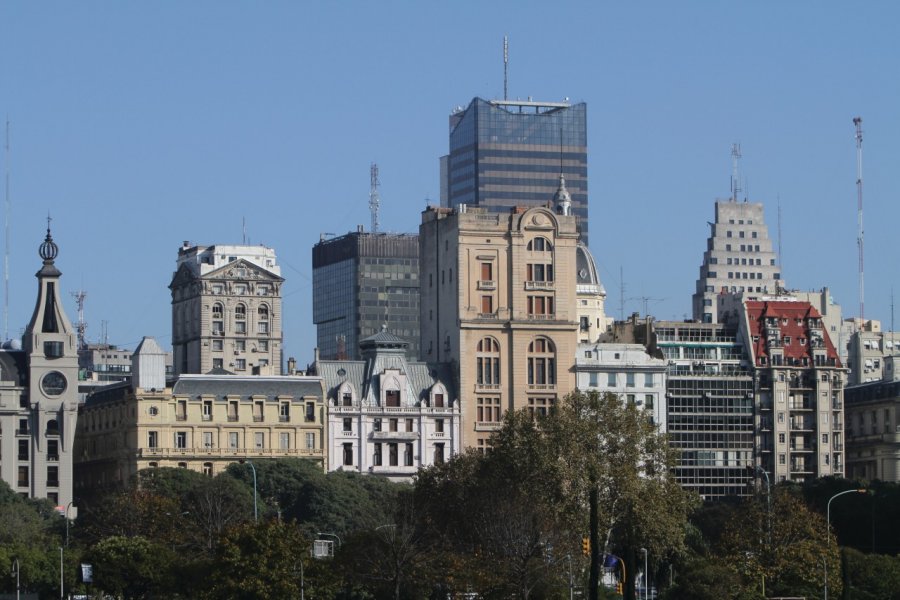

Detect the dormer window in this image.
[385,390,400,407]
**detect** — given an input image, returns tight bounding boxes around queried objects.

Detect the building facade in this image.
[170,243,283,376]
[846,320,900,385]
[419,196,579,450]
[312,229,420,361]
[654,321,757,500]
[441,98,590,242]
[316,329,459,481]
[692,200,782,323]
[575,342,667,431]
[0,228,79,507]
[74,336,325,492]
[741,300,846,483]
[576,243,611,344]
[843,357,900,482]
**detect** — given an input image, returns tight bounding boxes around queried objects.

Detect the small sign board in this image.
[312,539,334,558]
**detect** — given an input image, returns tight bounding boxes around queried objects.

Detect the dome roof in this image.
[576,242,606,295]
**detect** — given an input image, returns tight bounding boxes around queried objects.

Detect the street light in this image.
[64,501,75,548]
[12,558,20,600]
[824,488,867,600]
[640,548,648,600]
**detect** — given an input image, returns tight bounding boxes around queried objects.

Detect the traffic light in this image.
[616,582,623,595]
[581,536,590,556]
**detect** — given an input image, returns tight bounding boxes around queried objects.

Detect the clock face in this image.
[41,371,67,396]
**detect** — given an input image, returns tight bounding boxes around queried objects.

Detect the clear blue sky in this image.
[1,2,898,363]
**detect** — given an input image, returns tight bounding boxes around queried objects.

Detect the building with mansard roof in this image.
[315,328,459,481]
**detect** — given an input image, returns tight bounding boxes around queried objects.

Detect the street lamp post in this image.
[12,558,20,600]
[240,460,258,522]
[64,501,75,548]
[59,546,64,600]
[824,488,867,600]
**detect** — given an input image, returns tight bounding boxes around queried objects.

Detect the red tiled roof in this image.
[745,300,841,367]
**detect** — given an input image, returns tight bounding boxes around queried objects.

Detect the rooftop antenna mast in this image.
[777,194,783,269]
[854,117,864,323]
[730,143,742,202]
[503,35,509,101]
[242,217,247,245]
[369,163,380,233]
[71,289,88,350]
[3,118,9,341]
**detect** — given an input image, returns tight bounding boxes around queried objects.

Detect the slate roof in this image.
[172,375,324,400]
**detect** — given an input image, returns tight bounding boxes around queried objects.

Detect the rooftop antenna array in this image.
[854,117,864,322]
[503,35,509,101]
[3,118,9,341]
[71,289,88,350]
[369,163,380,233]
[730,143,742,202]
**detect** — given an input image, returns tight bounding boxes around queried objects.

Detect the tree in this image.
[543,391,697,600]
[88,535,177,599]
[720,486,840,598]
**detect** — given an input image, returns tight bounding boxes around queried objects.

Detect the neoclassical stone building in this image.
[170,243,284,376]
[419,177,580,450]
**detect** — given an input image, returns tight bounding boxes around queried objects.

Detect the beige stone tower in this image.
[419,185,579,450]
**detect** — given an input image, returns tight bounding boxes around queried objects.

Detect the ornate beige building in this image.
[0,227,79,508]
[419,178,580,450]
[170,243,283,376]
[74,337,325,492]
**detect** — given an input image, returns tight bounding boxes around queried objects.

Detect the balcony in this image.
[227,415,238,422]
[527,383,556,391]
[279,415,290,423]
[47,454,59,462]
[524,281,554,291]
[253,416,264,422]
[527,314,556,320]
[202,414,212,422]
[477,280,496,291]
[175,415,187,422]
[475,383,501,392]
[371,431,420,441]
[15,428,29,435]
[478,312,499,319]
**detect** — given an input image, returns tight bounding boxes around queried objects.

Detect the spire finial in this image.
[39,214,59,262]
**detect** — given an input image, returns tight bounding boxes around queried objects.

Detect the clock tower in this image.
[21,224,79,506]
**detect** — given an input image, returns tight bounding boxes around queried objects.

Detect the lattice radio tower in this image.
[854,117,864,322]
[369,163,380,233]
[71,289,88,349]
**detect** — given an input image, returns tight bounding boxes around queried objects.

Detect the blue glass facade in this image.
[445,98,589,242]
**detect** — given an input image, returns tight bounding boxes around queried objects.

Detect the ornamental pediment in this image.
[205,259,283,283]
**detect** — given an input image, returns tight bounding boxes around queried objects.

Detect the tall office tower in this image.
[0,227,79,507]
[312,229,420,361]
[692,201,782,323]
[741,300,846,483]
[419,195,579,451]
[440,98,590,243]
[170,243,283,376]
[655,321,756,500]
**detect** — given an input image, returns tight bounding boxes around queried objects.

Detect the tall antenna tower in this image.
[369,163,380,233]
[503,35,509,101]
[71,289,88,350]
[4,118,9,341]
[730,143,742,202]
[854,117,864,322]
[777,195,783,269]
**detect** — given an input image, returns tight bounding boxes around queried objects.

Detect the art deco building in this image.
[692,200,782,323]
[420,178,579,450]
[741,300,846,482]
[315,328,459,481]
[844,356,900,482]
[0,227,79,507]
[170,243,283,376]
[74,337,325,492]
[312,229,420,360]
[441,97,589,242]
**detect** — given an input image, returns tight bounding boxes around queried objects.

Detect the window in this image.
[433,393,444,408]
[779,454,786,465]
[202,401,212,421]
[476,337,501,386]
[527,237,552,252]
[235,359,246,371]
[481,295,493,314]
[305,432,315,449]
[176,400,187,421]
[306,402,315,422]
[203,432,214,448]
[343,417,352,432]
[234,303,247,334]
[389,418,398,432]
[47,439,59,461]
[589,372,598,387]
[258,339,269,352]
[481,262,493,281]
[389,443,399,466]
[343,443,353,466]
[626,373,635,387]
[373,443,382,466]
[175,432,187,449]
[280,432,290,450]
[580,316,590,332]
[385,390,400,407]
[229,432,239,449]
[434,443,445,465]
[435,418,444,433]
[212,303,224,334]
[405,442,414,466]
[342,392,352,406]
[18,439,29,460]
[279,402,290,422]
[527,338,556,385]
[607,372,616,387]
[228,401,238,421]
[644,373,654,387]
[254,432,265,449]
[212,339,223,351]
[778,433,785,444]
[527,263,554,282]
[528,397,554,418]
[644,395,654,410]
[373,418,382,432]
[203,463,213,477]
[258,305,270,334]
[405,418,414,432]
[47,466,59,487]
[527,295,554,317]
[821,433,828,444]
[477,397,502,423]
[213,358,224,370]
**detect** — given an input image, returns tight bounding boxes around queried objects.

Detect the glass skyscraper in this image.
[312,230,420,361]
[441,97,589,242]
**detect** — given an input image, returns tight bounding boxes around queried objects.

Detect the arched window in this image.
[234,303,247,334]
[527,337,556,385]
[258,304,270,334]
[45,419,59,436]
[527,237,553,252]
[202,462,213,477]
[476,337,501,386]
